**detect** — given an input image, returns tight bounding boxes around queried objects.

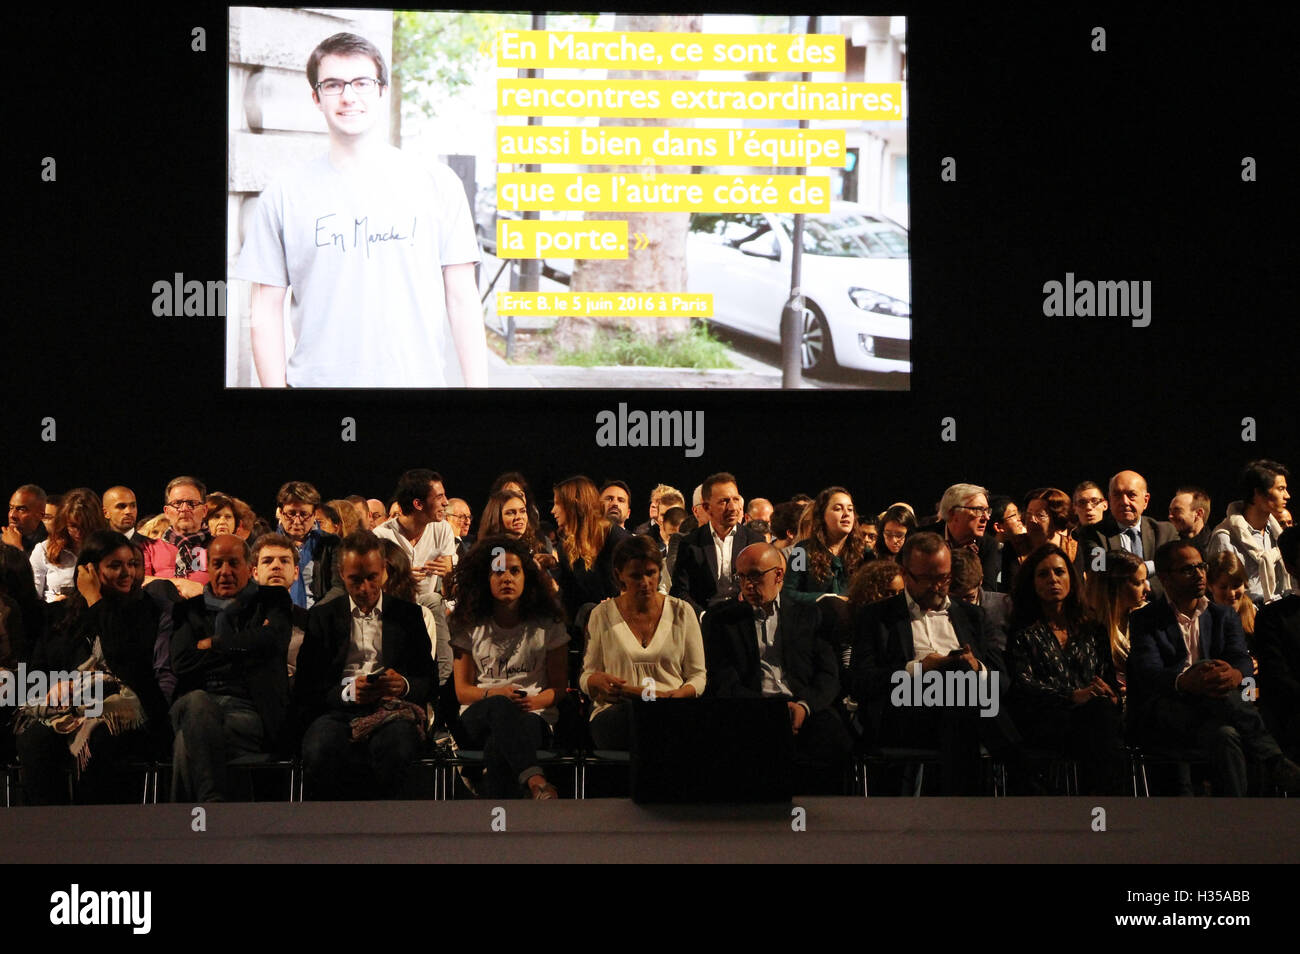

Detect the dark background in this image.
[6,2,1294,524]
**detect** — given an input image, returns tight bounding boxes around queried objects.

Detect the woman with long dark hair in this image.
[874,504,916,561]
[447,535,569,799]
[16,530,170,804]
[550,476,629,625]
[783,486,866,604]
[1006,544,1125,794]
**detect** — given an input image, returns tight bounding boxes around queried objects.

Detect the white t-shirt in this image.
[233,145,482,388]
[450,618,569,725]
[373,517,456,606]
[30,540,76,603]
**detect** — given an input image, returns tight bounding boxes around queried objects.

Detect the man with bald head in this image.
[3,484,48,553]
[703,542,851,788]
[747,498,775,524]
[367,499,387,529]
[168,534,293,801]
[102,486,140,538]
[1075,469,1178,597]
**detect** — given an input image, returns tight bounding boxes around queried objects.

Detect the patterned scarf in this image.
[164,528,210,578]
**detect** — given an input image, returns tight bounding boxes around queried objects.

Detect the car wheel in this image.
[798,302,836,374]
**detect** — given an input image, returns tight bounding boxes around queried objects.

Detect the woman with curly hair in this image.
[30,489,108,602]
[782,487,866,605]
[1007,544,1125,794]
[447,535,569,799]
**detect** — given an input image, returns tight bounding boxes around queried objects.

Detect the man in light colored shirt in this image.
[296,530,432,799]
[671,472,759,614]
[1127,539,1300,795]
[372,468,456,607]
[1207,459,1292,605]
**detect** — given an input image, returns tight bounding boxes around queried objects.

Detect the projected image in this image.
[226,8,909,389]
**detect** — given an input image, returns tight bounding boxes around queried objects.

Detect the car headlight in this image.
[848,287,910,317]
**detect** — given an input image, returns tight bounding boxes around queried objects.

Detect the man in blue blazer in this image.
[294,530,432,799]
[1127,539,1300,795]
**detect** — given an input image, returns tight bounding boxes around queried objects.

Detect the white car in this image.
[686,204,911,374]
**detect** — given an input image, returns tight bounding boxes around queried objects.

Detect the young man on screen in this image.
[235,32,488,389]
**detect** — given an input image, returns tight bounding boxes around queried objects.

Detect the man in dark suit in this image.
[1127,539,1300,795]
[295,529,432,799]
[1251,527,1300,757]
[1075,470,1178,598]
[851,532,1019,795]
[670,472,760,614]
[703,543,851,788]
[169,534,293,802]
[914,483,1001,588]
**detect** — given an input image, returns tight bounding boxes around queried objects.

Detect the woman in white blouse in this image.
[581,534,706,749]
[29,489,107,602]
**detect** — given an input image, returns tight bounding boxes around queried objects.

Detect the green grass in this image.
[554,324,736,369]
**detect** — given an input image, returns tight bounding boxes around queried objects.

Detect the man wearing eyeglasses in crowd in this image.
[914,483,1001,588]
[1074,469,1179,599]
[274,481,340,609]
[1127,539,1300,794]
[851,532,1020,795]
[142,476,211,599]
[234,32,487,389]
[444,498,474,558]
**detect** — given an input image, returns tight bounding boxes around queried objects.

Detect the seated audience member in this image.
[875,504,916,561]
[1206,551,1257,645]
[844,559,905,671]
[703,542,851,789]
[230,497,257,541]
[670,472,759,614]
[747,519,772,543]
[770,501,804,552]
[15,531,170,804]
[168,534,293,802]
[250,533,307,679]
[367,499,387,529]
[479,489,548,561]
[1083,550,1150,692]
[599,480,632,530]
[1126,539,1300,795]
[1023,487,1077,563]
[345,495,372,531]
[30,488,108,602]
[747,498,775,525]
[142,476,212,599]
[1075,470,1178,599]
[855,513,878,553]
[373,469,456,608]
[137,514,170,540]
[0,545,43,665]
[949,547,1013,651]
[42,496,62,537]
[444,498,474,558]
[581,535,706,750]
[101,486,140,539]
[687,484,709,534]
[295,531,432,800]
[1005,544,1126,794]
[447,535,569,799]
[4,484,49,555]
[1169,485,1214,555]
[273,481,340,609]
[489,471,544,539]
[660,505,688,590]
[916,484,1002,587]
[1071,480,1108,532]
[313,502,342,536]
[204,492,239,537]
[1254,527,1300,756]
[783,486,866,605]
[988,495,1030,591]
[1207,459,1292,605]
[328,497,363,538]
[551,476,630,626]
[379,538,452,687]
[850,532,1020,795]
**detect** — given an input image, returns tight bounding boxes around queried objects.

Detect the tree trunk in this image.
[557,14,701,352]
